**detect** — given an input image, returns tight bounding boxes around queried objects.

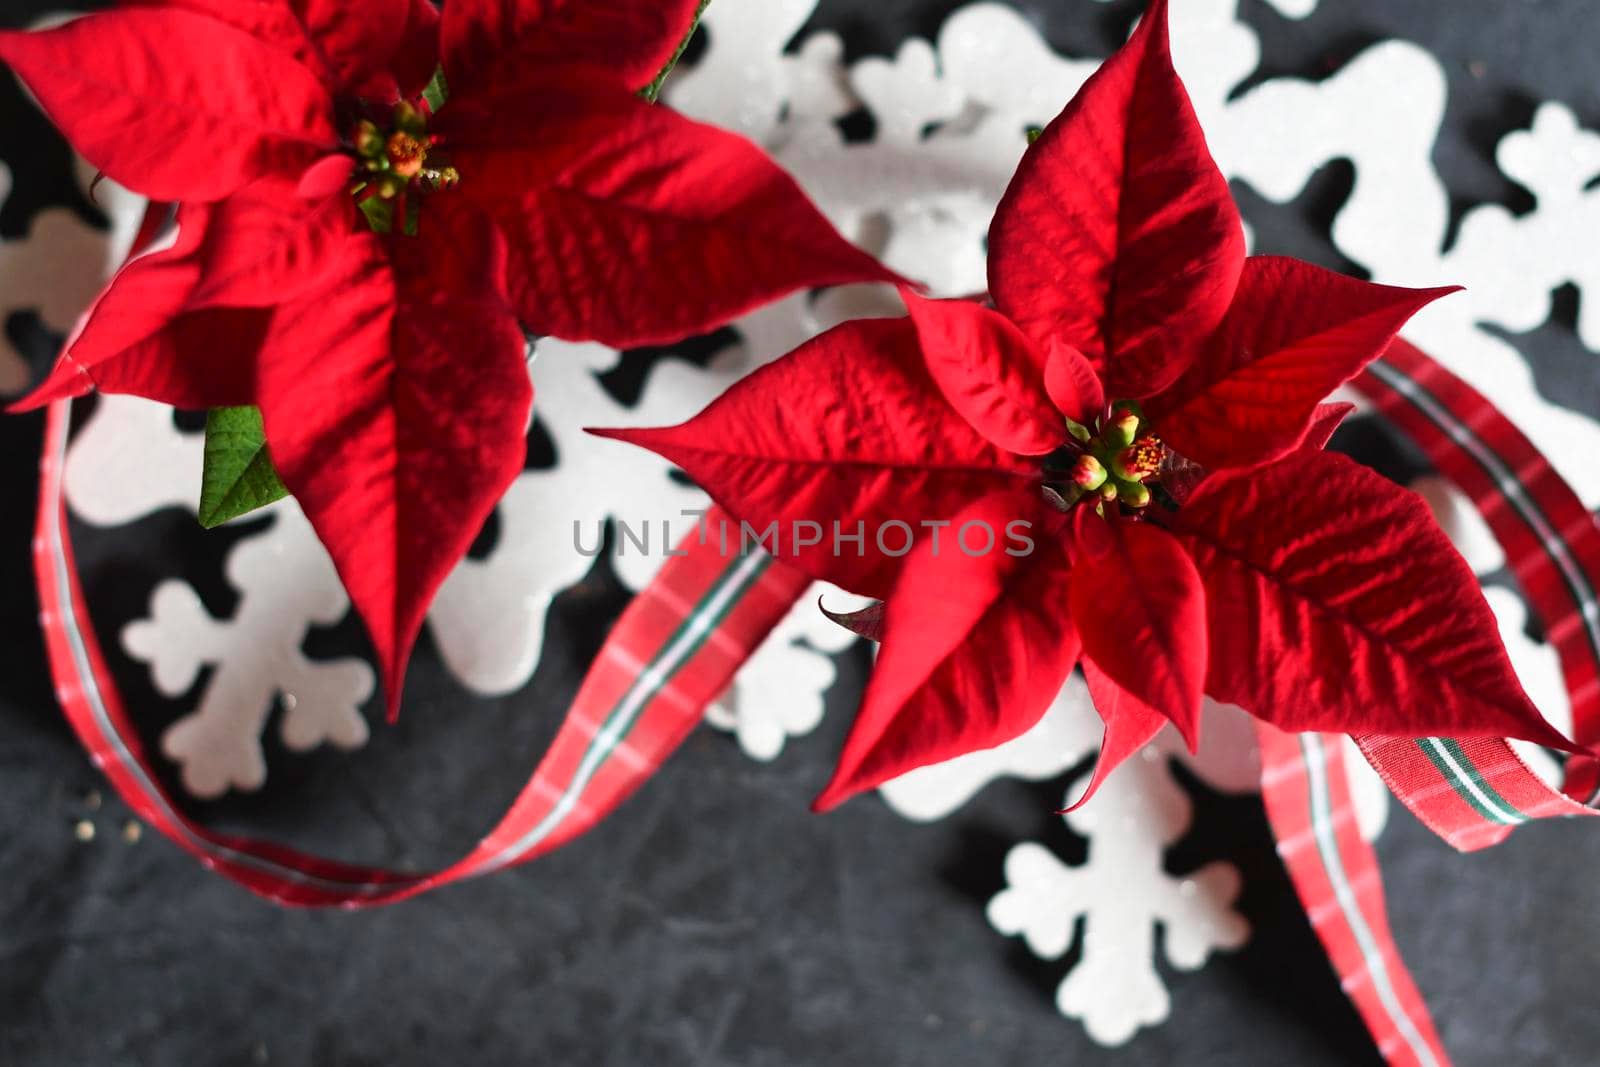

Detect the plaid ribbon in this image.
[1257,727,1449,1067]
[34,399,811,905]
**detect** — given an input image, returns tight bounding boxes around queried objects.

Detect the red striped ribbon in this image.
[1257,727,1449,1067]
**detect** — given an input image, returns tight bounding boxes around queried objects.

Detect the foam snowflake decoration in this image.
[981,699,1256,1047]
[873,683,1273,1045]
[0,157,141,394]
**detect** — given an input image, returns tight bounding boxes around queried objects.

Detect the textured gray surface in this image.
[2,2,1599,1064]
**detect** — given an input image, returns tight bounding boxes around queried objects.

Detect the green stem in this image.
[640,0,712,104]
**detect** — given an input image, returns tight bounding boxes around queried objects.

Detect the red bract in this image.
[1,0,898,714]
[597,0,1582,811]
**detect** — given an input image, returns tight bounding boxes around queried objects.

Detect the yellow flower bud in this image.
[354,121,384,158]
[1105,411,1140,449]
[1072,454,1108,491]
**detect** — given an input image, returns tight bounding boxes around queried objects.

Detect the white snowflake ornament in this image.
[981,703,1256,1046]
[0,158,141,394]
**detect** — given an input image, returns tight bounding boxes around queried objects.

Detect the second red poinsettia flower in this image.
[598,0,1583,810]
[0,0,899,713]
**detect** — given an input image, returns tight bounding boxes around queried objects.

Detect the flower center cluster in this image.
[349,100,458,233]
[1041,402,1169,514]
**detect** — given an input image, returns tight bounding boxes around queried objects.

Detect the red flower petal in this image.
[123,0,325,75]
[1169,449,1582,751]
[901,288,1064,456]
[133,0,434,97]
[1070,510,1205,749]
[67,308,266,409]
[19,307,265,413]
[446,74,901,349]
[297,155,356,200]
[12,205,210,411]
[987,0,1243,398]
[286,0,424,97]
[814,495,1078,811]
[441,0,702,93]
[256,203,532,716]
[188,176,356,308]
[1043,340,1105,424]
[0,9,336,202]
[16,177,354,412]
[591,318,1036,599]
[1154,257,1457,471]
[388,0,446,98]
[1304,401,1357,451]
[1062,658,1168,812]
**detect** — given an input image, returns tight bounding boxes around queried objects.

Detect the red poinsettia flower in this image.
[0,0,898,712]
[597,0,1582,810]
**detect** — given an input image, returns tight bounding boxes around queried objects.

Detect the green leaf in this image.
[421,65,449,113]
[357,193,394,234]
[198,405,289,528]
[640,0,711,104]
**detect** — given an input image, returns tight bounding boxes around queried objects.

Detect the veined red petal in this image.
[256,201,533,716]
[128,0,432,97]
[122,0,330,77]
[446,73,902,349]
[77,308,263,408]
[287,0,423,98]
[987,0,1242,398]
[14,175,352,412]
[297,154,357,200]
[11,204,210,412]
[1154,257,1457,471]
[388,0,446,98]
[20,306,265,412]
[1304,401,1357,451]
[1170,449,1583,751]
[1043,340,1105,425]
[188,175,356,308]
[441,0,702,93]
[0,9,337,202]
[590,318,1036,600]
[814,496,1078,811]
[1070,510,1205,749]
[1063,659,1168,812]
[901,289,1064,457]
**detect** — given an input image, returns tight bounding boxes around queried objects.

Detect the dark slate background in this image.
[3,1,1598,1064]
